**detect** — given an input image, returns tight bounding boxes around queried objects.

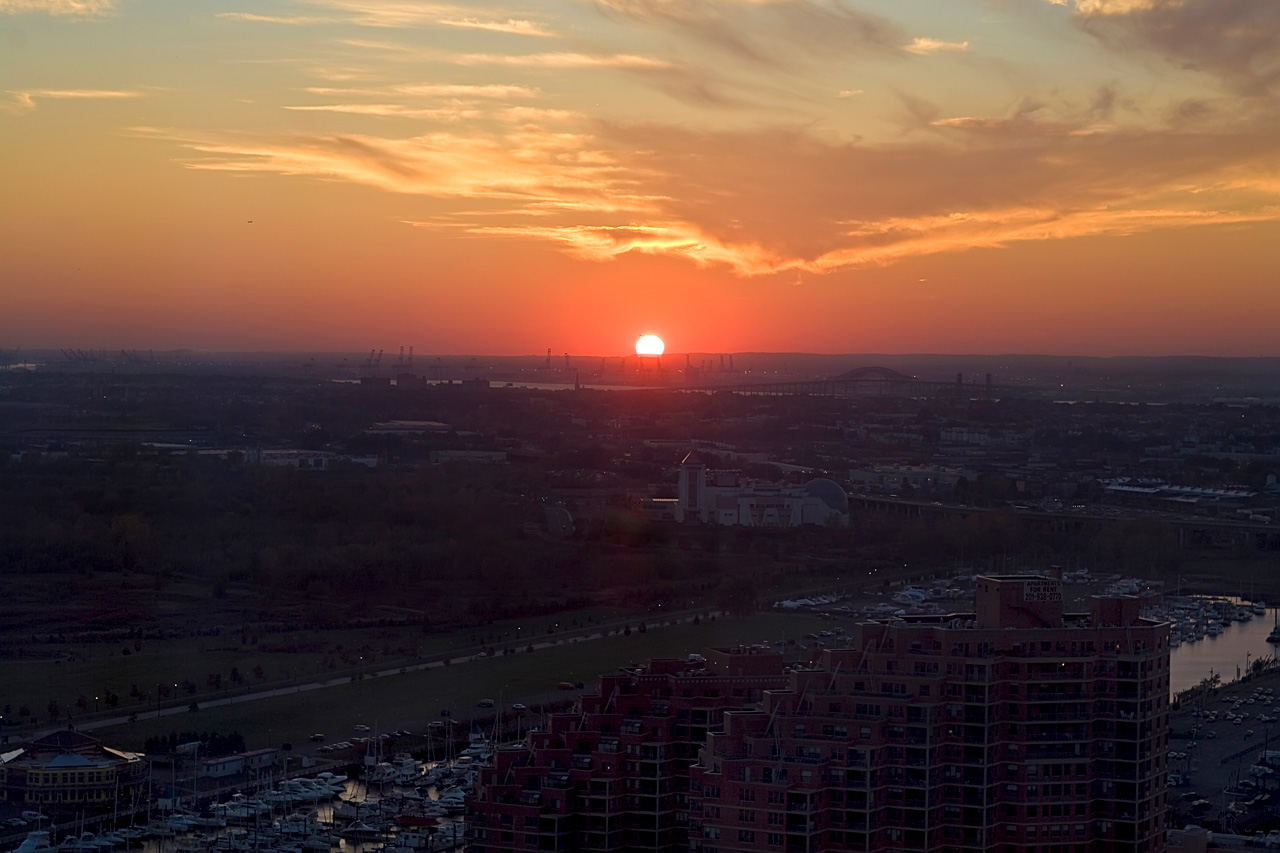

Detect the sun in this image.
[635,334,665,356]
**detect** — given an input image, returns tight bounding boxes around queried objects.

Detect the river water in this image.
[1169,602,1279,696]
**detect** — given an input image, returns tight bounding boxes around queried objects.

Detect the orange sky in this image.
[2,0,1279,356]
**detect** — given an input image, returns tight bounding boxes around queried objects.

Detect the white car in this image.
[354,724,371,732]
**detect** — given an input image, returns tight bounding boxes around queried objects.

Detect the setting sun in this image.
[635,334,665,357]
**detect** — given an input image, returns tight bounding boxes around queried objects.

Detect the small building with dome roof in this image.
[0,729,145,812]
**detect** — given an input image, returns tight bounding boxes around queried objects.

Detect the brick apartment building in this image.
[470,646,790,852]
[692,575,1169,853]
[471,574,1170,853]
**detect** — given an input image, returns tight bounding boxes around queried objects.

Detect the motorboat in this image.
[338,821,387,840]
[13,831,54,853]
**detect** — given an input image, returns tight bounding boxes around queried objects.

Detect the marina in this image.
[3,757,475,853]
[1161,597,1280,697]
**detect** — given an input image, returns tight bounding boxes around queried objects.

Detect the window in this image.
[738,830,755,843]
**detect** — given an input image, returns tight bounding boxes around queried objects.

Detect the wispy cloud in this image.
[130,124,655,216]
[220,2,555,36]
[437,17,555,37]
[216,12,340,25]
[298,0,553,35]
[449,51,671,69]
[303,83,541,99]
[0,0,115,15]
[283,103,484,121]
[1050,0,1280,96]
[904,37,970,55]
[592,0,905,66]
[393,83,540,98]
[7,88,141,111]
[139,106,1280,277]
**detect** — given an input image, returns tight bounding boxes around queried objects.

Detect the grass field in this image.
[83,611,836,752]
[0,603,668,724]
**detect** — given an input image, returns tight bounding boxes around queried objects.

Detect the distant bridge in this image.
[689,366,1044,399]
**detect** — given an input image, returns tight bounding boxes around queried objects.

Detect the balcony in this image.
[571,756,593,770]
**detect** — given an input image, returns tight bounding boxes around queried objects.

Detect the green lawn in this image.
[89,611,835,752]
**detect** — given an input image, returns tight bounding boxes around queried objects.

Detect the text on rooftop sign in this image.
[1023,580,1062,603]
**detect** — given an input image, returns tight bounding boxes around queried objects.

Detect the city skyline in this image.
[3,0,1279,356]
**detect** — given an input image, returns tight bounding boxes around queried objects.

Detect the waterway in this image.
[1169,601,1279,696]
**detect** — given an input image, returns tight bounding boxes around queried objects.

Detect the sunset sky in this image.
[3,0,1278,356]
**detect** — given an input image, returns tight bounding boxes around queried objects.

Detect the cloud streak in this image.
[904,37,970,55]
[140,102,1280,277]
[0,0,115,14]
[592,0,906,66]
[7,88,141,111]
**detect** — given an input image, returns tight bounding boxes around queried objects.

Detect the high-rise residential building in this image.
[469,647,789,853]
[469,575,1170,853]
[691,575,1170,853]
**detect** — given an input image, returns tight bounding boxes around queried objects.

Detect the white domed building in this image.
[675,453,849,527]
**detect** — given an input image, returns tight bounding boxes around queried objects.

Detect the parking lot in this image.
[1171,668,1280,833]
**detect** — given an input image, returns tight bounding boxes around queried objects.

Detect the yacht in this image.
[13,832,55,853]
[338,821,386,840]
